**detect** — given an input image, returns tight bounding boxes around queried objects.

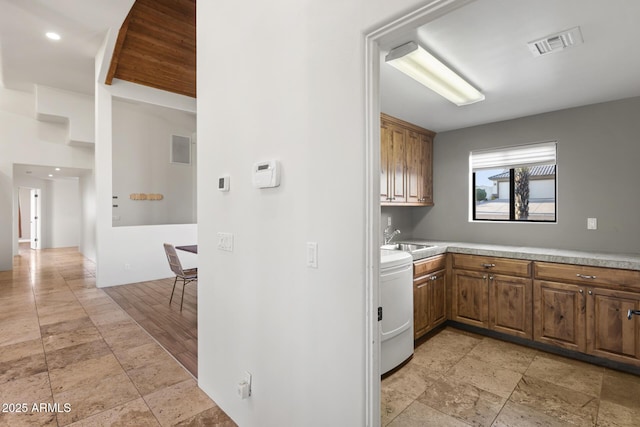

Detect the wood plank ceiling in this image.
[105,0,196,98]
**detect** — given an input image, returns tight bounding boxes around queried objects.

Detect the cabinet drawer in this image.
[534,262,640,291]
[414,255,446,278]
[452,254,531,277]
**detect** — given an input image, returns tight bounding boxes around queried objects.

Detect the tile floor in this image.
[5,246,640,426]
[0,245,235,426]
[382,327,640,426]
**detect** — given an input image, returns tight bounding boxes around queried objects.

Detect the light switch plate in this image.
[587,218,597,230]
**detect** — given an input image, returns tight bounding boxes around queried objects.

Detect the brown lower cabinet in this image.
[587,287,640,364]
[533,279,587,352]
[413,253,640,368]
[413,255,446,339]
[533,262,640,366]
[450,254,533,339]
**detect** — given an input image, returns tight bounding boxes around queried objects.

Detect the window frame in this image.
[470,142,557,223]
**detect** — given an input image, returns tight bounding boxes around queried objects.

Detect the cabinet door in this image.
[587,287,640,365]
[452,269,488,328]
[380,124,392,202]
[405,130,422,204]
[406,130,433,205]
[489,274,532,339]
[429,270,446,328]
[389,125,407,203]
[419,133,433,205]
[413,275,430,339]
[533,280,586,352]
[406,130,427,203]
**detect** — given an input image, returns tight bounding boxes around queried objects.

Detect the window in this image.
[471,141,557,222]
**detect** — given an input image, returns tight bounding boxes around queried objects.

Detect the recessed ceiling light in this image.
[45,32,61,41]
[48,174,53,177]
[55,167,61,171]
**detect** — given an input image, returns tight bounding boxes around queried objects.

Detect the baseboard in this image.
[447,320,640,376]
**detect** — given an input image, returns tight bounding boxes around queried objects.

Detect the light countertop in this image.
[396,239,640,271]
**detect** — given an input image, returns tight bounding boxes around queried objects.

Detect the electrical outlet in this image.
[587,218,597,230]
[217,232,234,251]
[387,217,392,226]
[237,371,252,399]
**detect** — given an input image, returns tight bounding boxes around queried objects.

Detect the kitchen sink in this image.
[381,243,433,252]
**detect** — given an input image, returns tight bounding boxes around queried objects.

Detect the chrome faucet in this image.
[383,227,401,245]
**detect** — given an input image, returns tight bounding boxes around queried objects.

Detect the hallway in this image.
[0,245,234,426]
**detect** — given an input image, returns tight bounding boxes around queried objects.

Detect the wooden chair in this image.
[163,243,197,311]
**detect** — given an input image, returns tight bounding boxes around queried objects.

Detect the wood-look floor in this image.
[103,277,198,377]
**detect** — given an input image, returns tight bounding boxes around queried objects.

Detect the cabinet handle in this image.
[579,289,584,294]
[386,197,392,201]
[489,275,494,280]
[588,290,593,295]
[431,275,439,281]
[576,274,597,279]
[482,275,487,279]
[628,309,640,320]
[481,263,496,268]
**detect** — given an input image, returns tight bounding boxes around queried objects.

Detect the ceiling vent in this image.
[528,26,583,57]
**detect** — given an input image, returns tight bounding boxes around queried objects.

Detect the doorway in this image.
[17,186,42,250]
[14,164,90,257]
[17,187,31,244]
[364,1,473,425]
[29,188,42,250]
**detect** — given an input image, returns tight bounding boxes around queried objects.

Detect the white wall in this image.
[414,97,640,253]
[50,179,80,247]
[111,99,196,227]
[0,87,94,270]
[196,1,431,425]
[79,171,96,261]
[35,85,95,146]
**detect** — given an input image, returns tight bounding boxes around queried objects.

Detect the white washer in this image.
[380,249,414,375]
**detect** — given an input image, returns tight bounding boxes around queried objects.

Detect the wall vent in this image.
[528,26,583,57]
[170,135,191,165]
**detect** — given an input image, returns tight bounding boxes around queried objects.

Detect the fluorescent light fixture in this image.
[385,41,485,106]
[45,32,61,41]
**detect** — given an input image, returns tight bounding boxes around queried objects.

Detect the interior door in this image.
[30,189,41,250]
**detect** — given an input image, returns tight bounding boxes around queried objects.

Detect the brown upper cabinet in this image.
[380,113,435,206]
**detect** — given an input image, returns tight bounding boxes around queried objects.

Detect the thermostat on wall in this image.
[253,160,281,188]
[218,175,230,191]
